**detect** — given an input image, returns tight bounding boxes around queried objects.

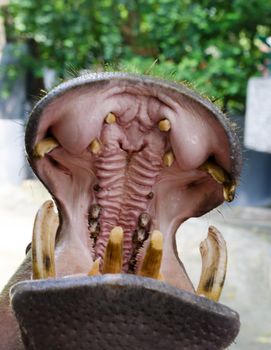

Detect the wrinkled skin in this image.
[0,73,241,350]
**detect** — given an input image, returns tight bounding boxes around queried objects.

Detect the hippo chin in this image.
[0,73,241,350]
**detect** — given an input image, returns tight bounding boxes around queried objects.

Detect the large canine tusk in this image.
[32,200,59,279]
[196,226,227,302]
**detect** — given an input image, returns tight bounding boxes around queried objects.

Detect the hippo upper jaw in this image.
[1,73,241,350]
[26,73,238,284]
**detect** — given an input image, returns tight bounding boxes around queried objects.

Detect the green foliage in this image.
[4,0,271,113]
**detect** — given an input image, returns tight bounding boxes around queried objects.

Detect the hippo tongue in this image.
[10,275,239,350]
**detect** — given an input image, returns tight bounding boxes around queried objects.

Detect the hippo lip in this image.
[10,274,240,350]
[14,72,241,349]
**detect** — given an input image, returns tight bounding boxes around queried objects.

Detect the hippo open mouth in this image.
[2,73,241,350]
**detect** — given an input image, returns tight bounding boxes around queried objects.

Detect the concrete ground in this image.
[0,180,271,349]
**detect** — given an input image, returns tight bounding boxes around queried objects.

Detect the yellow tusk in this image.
[33,137,59,158]
[196,226,227,302]
[32,200,59,279]
[88,259,101,276]
[157,272,164,281]
[163,151,175,167]
[105,112,116,124]
[199,160,236,202]
[138,230,163,279]
[102,226,123,274]
[223,181,236,202]
[89,138,102,155]
[158,118,171,132]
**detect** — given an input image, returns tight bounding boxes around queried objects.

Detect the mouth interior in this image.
[28,76,233,294]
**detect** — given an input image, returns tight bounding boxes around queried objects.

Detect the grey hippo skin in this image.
[0,73,241,350]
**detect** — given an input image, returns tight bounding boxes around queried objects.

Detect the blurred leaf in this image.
[3,0,271,113]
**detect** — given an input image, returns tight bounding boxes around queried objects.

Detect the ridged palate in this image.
[94,134,165,270]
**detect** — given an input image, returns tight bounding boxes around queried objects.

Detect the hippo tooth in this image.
[89,204,102,220]
[89,138,102,155]
[33,137,59,158]
[32,200,59,279]
[198,159,236,202]
[88,219,100,245]
[132,228,149,246]
[105,112,117,124]
[138,212,151,229]
[138,230,163,279]
[88,258,101,276]
[102,226,123,274]
[158,272,164,281]
[158,118,171,132]
[163,151,174,167]
[223,180,236,202]
[196,226,227,302]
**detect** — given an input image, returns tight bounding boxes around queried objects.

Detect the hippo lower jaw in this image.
[2,73,241,349]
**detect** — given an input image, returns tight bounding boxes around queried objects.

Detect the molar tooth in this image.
[32,200,59,279]
[89,219,100,244]
[127,253,137,273]
[146,191,154,200]
[138,230,163,279]
[102,226,123,274]
[199,160,236,202]
[196,226,227,302]
[33,137,59,158]
[88,259,101,276]
[105,112,116,124]
[89,204,101,219]
[93,184,101,192]
[158,118,171,132]
[137,228,149,244]
[89,220,99,234]
[138,212,151,229]
[129,226,149,273]
[132,228,148,246]
[163,151,174,167]
[89,139,102,155]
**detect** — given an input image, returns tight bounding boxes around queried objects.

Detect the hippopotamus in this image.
[0,72,241,350]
